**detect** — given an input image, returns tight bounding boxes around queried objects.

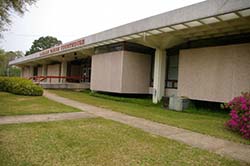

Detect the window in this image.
[94,43,124,54]
[94,42,155,55]
[166,54,179,89]
[124,42,155,55]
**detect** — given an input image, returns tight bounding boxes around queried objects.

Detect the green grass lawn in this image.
[0,118,246,166]
[48,90,250,145]
[0,92,80,116]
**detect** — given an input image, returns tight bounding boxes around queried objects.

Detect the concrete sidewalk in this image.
[0,112,97,125]
[43,91,250,163]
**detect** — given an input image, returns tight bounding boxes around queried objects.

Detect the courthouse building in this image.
[9,0,250,104]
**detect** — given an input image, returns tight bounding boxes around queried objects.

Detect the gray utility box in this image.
[169,96,190,111]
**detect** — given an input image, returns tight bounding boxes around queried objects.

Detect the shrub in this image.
[225,92,250,139]
[0,77,43,96]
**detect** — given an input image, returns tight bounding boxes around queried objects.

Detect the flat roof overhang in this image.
[10,0,250,66]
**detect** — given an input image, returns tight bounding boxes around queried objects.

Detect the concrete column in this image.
[60,61,67,83]
[152,48,166,103]
[30,66,34,77]
[20,67,24,78]
[42,64,47,76]
[40,64,47,82]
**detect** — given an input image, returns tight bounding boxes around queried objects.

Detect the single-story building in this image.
[9,0,250,105]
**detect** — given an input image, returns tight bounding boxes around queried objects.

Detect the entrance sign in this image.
[39,39,85,57]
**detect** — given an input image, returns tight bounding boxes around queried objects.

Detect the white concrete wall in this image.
[47,64,60,83]
[91,51,152,94]
[121,51,151,94]
[42,64,47,76]
[22,66,31,78]
[165,89,177,97]
[37,66,42,76]
[178,43,250,102]
[91,51,123,93]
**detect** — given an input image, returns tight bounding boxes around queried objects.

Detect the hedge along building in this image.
[9,0,250,104]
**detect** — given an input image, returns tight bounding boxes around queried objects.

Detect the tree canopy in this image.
[0,49,23,76]
[0,0,37,34]
[25,36,62,56]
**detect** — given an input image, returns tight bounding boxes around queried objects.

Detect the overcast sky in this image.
[0,0,204,53]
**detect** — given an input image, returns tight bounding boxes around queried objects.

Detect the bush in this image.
[0,77,43,96]
[225,92,250,139]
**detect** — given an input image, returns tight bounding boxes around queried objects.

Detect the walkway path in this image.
[0,112,96,125]
[43,91,250,163]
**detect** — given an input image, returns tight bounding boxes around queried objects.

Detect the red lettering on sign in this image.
[39,39,85,57]
[61,39,85,50]
[40,50,50,56]
[50,47,60,53]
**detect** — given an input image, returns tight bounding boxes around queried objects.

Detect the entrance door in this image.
[81,57,91,83]
[33,67,38,76]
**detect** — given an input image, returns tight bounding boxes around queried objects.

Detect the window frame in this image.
[165,52,179,89]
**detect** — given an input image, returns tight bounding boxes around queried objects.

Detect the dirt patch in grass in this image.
[16,98,31,101]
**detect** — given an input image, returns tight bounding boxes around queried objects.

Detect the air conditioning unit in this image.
[169,96,190,111]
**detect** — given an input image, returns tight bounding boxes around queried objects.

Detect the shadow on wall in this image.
[190,100,230,112]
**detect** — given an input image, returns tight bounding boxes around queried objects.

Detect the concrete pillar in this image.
[152,48,166,103]
[40,64,47,82]
[60,61,67,83]
[20,67,24,78]
[30,66,34,77]
[42,64,47,76]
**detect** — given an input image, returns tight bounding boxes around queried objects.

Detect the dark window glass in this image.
[150,54,155,87]
[94,42,155,55]
[124,42,155,55]
[33,67,38,76]
[94,43,124,54]
[166,54,179,89]
[67,57,91,83]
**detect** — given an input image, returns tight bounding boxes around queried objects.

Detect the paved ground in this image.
[43,91,250,163]
[0,112,97,125]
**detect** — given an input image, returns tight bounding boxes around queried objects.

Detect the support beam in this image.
[152,48,166,103]
[60,61,67,83]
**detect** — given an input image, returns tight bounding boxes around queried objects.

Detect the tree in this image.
[0,49,23,76]
[25,36,62,56]
[0,0,37,34]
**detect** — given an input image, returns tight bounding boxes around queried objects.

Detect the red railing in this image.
[29,76,89,83]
